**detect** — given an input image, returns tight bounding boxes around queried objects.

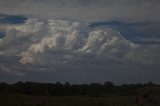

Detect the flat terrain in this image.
[0,94,158,106]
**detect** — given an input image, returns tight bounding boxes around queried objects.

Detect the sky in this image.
[0,0,160,84]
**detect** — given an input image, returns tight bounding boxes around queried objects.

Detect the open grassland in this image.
[0,94,158,106]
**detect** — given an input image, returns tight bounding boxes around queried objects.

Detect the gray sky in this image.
[0,0,160,22]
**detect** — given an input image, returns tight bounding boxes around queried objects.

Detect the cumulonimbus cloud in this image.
[10,19,137,64]
[0,18,160,84]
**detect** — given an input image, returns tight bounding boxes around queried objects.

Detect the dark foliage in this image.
[0,81,159,97]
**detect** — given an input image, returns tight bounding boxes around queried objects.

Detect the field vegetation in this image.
[0,81,160,106]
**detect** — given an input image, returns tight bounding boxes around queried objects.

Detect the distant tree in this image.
[147,81,154,86]
[55,82,63,87]
[65,82,71,87]
[0,82,9,93]
[0,81,159,97]
[104,81,114,87]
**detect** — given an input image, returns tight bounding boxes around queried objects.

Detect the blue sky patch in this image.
[0,14,27,24]
[0,32,5,38]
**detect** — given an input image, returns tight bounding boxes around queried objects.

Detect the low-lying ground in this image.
[0,94,159,106]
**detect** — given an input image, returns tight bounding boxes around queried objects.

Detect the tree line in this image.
[0,81,159,97]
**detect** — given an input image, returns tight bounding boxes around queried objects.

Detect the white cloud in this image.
[9,19,137,65]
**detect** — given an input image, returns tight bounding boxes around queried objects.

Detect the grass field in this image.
[0,94,157,106]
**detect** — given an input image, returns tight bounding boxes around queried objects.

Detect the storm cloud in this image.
[0,0,160,84]
[0,18,159,84]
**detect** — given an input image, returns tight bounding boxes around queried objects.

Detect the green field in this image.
[0,94,157,106]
